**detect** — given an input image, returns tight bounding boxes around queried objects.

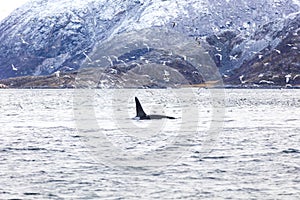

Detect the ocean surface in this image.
[0,89,299,199]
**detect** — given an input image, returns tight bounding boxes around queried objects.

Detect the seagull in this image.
[215,53,222,61]
[164,70,170,76]
[11,64,18,71]
[109,68,118,74]
[285,74,292,83]
[239,75,246,84]
[229,54,238,60]
[293,74,300,80]
[274,49,281,54]
[259,80,274,84]
[83,52,92,62]
[21,37,29,45]
[215,47,222,52]
[143,43,150,51]
[54,71,60,78]
[163,70,170,82]
[258,73,264,78]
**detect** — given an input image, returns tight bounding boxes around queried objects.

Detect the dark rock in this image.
[0,72,77,88]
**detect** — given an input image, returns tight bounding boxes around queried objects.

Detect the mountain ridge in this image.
[0,0,299,87]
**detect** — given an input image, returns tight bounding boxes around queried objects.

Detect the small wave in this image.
[1,147,47,152]
[24,192,41,196]
[71,135,82,138]
[285,118,298,122]
[202,156,232,159]
[282,148,300,154]
[203,176,222,180]
[1,147,65,153]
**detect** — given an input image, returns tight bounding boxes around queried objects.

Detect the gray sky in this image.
[0,0,29,21]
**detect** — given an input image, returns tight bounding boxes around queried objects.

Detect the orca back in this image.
[134,97,175,120]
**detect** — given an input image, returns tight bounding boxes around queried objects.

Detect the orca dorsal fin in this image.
[135,97,147,118]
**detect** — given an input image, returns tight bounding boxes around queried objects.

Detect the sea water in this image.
[0,89,299,199]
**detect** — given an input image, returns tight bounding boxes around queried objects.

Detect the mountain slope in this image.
[0,0,299,85]
[0,0,142,79]
[224,14,300,86]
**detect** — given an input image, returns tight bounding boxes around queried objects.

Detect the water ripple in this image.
[0,89,299,199]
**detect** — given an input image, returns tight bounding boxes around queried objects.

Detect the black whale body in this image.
[135,97,175,120]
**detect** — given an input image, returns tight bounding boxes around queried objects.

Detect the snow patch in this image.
[292,0,300,8]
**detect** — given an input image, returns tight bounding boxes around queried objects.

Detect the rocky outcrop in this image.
[0,72,77,88]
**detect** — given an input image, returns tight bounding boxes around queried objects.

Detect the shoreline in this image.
[1,74,299,89]
[1,85,300,89]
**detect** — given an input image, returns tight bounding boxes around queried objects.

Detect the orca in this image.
[134,97,176,120]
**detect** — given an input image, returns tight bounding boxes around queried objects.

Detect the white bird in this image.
[293,74,300,80]
[229,54,238,60]
[109,68,118,74]
[21,37,29,45]
[285,74,292,83]
[0,84,7,88]
[274,49,281,54]
[11,64,18,71]
[259,80,274,84]
[239,75,246,84]
[54,71,60,78]
[258,73,264,78]
[215,53,222,61]
[143,43,150,51]
[163,70,170,82]
[215,47,222,52]
[164,70,170,76]
[83,52,92,62]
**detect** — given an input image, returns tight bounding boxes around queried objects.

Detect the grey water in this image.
[0,89,299,199]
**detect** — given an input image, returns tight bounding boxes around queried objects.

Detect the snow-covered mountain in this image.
[0,0,299,86]
[224,13,300,86]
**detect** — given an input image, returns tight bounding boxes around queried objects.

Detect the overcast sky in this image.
[0,0,29,21]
